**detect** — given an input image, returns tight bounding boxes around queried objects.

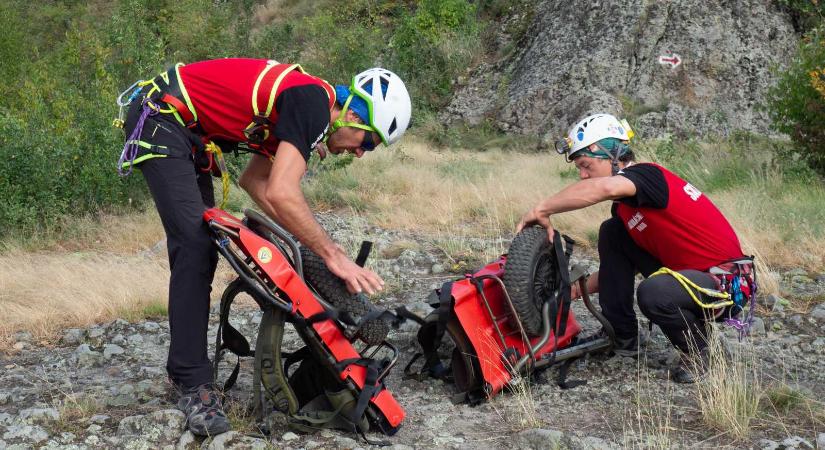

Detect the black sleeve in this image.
[273,84,331,162]
[616,164,669,208]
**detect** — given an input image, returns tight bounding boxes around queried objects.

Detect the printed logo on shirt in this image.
[626,211,648,232]
[310,124,329,150]
[683,182,702,201]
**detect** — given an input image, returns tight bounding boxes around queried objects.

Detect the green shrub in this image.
[0,0,499,235]
[766,27,825,177]
[776,0,825,33]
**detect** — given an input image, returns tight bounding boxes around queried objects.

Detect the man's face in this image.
[326,126,381,158]
[572,148,613,179]
[324,108,381,158]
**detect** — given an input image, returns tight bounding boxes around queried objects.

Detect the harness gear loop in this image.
[117,98,159,176]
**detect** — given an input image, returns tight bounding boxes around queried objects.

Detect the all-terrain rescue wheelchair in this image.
[408,226,617,403]
[205,208,403,442]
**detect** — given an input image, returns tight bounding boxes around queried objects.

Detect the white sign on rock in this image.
[658,53,682,69]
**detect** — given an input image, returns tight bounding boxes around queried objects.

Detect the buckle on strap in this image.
[243,115,271,144]
[160,93,197,128]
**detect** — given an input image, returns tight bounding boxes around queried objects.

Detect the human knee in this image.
[636,276,666,316]
[597,217,625,254]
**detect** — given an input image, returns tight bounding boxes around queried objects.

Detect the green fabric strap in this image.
[254,308,299,418]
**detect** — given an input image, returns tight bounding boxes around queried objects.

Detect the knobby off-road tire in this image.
[502,226,560,336]
[299,246,390,346]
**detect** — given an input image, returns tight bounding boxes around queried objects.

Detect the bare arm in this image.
[239,144,384,294]
[571,270,600,299]
[517,176,637,239]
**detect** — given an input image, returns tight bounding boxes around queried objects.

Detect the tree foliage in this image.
[767,27,825,176]
[0,0,497,233]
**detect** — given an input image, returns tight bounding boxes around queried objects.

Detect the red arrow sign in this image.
[658,53,682,68]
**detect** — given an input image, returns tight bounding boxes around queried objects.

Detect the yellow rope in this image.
[205,141,230,209]
[649,267,733,309]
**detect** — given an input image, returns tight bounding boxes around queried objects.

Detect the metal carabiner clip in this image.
[116,80,145,107]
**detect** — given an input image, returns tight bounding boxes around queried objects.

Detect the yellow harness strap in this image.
[649,267,733,309]
[205,141,230,209]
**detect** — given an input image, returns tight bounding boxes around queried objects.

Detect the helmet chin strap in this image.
[323,93,376,144]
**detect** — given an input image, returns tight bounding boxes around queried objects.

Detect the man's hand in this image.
[570,282,581,300]
[315,142,329,160]
[516,207,555,241]
[324,249,385,295]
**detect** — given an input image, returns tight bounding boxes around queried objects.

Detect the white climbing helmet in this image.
[561,113,634,162]
[350,68,411,145]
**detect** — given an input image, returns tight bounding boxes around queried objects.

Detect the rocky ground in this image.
[1,214,824,450]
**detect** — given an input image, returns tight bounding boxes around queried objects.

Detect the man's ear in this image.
[343,108,362,123]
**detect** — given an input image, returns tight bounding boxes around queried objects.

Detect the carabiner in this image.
[116,80,145,107]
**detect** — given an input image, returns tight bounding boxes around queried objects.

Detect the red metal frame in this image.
[204,208,404,429]
[451,257,582,395]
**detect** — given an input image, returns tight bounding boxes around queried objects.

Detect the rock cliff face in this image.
[443,0,799,139]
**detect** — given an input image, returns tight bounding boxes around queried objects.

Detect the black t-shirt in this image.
[273,84,331,162]
[615,163,669,209]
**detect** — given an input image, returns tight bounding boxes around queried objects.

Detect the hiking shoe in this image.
[176,383,231,436]
[669,348,709,384]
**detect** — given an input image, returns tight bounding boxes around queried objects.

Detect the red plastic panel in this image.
[452,257,582,395]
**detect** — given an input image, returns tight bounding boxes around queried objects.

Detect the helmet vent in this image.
[388,118,398,135]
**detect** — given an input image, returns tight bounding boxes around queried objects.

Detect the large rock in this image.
[443,0,798,140]
[117,409,186,447]
[205,431,270,450]
[514,428,565,449]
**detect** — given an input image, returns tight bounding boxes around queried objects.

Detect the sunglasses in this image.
[361,129,378,151]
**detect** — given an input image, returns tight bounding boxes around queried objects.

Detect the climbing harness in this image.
[649,257,758,339]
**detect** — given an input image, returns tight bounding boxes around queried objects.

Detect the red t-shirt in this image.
[614,163,744,271]
[177,58,333,159]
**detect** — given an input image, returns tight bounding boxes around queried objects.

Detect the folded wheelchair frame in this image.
[204,208,404,435]
[412,230,618,402]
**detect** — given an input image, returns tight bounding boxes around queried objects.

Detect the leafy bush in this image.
[776,0,825,33]
[766,27,825,177]
[0,0,500,234]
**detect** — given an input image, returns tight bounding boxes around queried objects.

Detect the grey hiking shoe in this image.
[670,348,710,384]
[176,383,231,436]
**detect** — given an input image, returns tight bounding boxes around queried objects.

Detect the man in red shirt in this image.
[118,59,411,435]
[517,113,752,383]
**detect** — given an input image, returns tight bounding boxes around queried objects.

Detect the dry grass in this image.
[304,139,610,250]
[692,332,763,440]
[0,247,169,348]
[623,354,677,449]
[304,138,824,279]
[2,137,822,349]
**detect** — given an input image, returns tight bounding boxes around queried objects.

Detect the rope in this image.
[205,141,230,209]
[649,267,733,309]
[650,265,759,340]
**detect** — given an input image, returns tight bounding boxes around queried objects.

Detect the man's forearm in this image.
[534,179,611,217]
[259,187,340,260]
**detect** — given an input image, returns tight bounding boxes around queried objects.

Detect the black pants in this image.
[126,103,218,388]
[598,217,717,353]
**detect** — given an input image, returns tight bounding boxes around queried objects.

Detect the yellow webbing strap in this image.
[205,141,230,209]
[650,267,733,309]
[248,63,303,142]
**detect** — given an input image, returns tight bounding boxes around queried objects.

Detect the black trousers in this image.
[597,217,717,354]
[125,104,218,388]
